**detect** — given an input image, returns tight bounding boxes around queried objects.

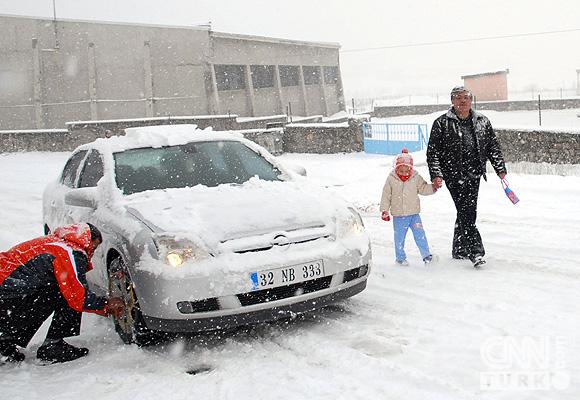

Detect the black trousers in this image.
[446,177,485,259]
[0,284,81,348]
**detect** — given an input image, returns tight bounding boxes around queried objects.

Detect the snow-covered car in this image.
[42,124,371,345]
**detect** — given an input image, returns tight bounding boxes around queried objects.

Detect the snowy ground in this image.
[1,145,579,399]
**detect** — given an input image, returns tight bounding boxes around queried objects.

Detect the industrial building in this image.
[0,14,345,130]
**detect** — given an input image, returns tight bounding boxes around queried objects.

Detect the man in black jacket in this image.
[427,86,507,268]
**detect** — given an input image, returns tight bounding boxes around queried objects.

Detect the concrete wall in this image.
[253,87,282,116]
[0,16,211,130]
[210,33,345,118]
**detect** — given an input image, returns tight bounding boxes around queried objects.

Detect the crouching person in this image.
[0,223,125,364]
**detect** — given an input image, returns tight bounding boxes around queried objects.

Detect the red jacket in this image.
[0,224,107,314]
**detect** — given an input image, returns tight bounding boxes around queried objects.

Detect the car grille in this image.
[219,224,331,254]
[237,276,333,306]
[176,264,369,314]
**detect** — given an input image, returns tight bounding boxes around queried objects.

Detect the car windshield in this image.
[114,140,282,195]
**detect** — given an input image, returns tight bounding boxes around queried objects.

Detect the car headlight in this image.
[336,207,366,238]
[153,235,209,267]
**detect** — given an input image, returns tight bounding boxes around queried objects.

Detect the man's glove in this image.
[105,297,126,320]
[381,211,391,221]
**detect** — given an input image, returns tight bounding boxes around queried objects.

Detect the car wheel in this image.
[107,257,166,346]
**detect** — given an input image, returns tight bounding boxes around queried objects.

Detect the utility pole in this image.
[52,0,60,49]
[576,69,580,96]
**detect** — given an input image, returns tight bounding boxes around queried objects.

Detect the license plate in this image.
[250,260,325,291]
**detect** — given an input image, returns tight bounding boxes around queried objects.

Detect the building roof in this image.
[461,69,510,79]
[0,13,339,49]
[211,31,340,49]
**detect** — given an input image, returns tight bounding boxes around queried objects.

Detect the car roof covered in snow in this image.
[76,124,246,154]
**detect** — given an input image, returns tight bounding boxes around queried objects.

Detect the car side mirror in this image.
[286,163,307,177]
[65,187,98,209]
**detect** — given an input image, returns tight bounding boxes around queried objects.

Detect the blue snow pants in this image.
[393,214,431,262]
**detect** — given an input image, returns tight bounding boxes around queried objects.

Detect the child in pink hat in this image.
[380,148,438,266]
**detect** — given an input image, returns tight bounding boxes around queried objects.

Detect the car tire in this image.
[107,257,167,346]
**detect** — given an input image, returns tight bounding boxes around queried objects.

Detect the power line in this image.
[341,27,580,54]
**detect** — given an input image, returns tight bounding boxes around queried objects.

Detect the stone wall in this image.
[0,129,70,152]
[0,116,281,155]
[373,98,580,118]
[373,104,448,118]
[496,129,580,164]
[236,116,288,130]
[2,117,579,166]
[235,129,284,155]
[283,120,364,153]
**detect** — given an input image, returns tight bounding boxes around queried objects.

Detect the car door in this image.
[68,149,105,225]
[44,149,88,232]
[74,149,110,288]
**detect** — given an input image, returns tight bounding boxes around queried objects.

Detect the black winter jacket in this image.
[427,109,507,182]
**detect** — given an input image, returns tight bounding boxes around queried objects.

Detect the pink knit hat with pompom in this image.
[394,148,413,169]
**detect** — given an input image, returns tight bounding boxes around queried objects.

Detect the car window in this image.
[114,140,281,195]
[60,150,88,188]
[78,149,105,188]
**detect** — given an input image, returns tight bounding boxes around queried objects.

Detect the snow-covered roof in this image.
[76,125,245,153]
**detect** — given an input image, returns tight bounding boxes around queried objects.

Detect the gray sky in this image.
[2,0,580,100]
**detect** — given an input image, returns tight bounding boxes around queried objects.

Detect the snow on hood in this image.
[120,177,346,250]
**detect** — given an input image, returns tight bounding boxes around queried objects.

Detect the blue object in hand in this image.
[502,179,520,205]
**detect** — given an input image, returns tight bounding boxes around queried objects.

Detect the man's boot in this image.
[37,339,89,363]
[0,340,25,363]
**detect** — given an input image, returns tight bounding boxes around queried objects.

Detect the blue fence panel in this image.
[362,122,429,155]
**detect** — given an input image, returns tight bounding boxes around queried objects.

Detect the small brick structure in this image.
[462,70,509,102]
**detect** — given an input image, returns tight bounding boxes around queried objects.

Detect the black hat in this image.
[87,223,102,242]
[450,86,472,100]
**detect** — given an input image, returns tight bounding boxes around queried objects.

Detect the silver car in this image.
[42,125,372,345]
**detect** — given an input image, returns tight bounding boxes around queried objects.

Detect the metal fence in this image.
[362,122,429,155]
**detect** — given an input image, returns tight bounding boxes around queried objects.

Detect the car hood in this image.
[120,178,343,250]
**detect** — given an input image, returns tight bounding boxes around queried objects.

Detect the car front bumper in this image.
[142,278,367,332]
